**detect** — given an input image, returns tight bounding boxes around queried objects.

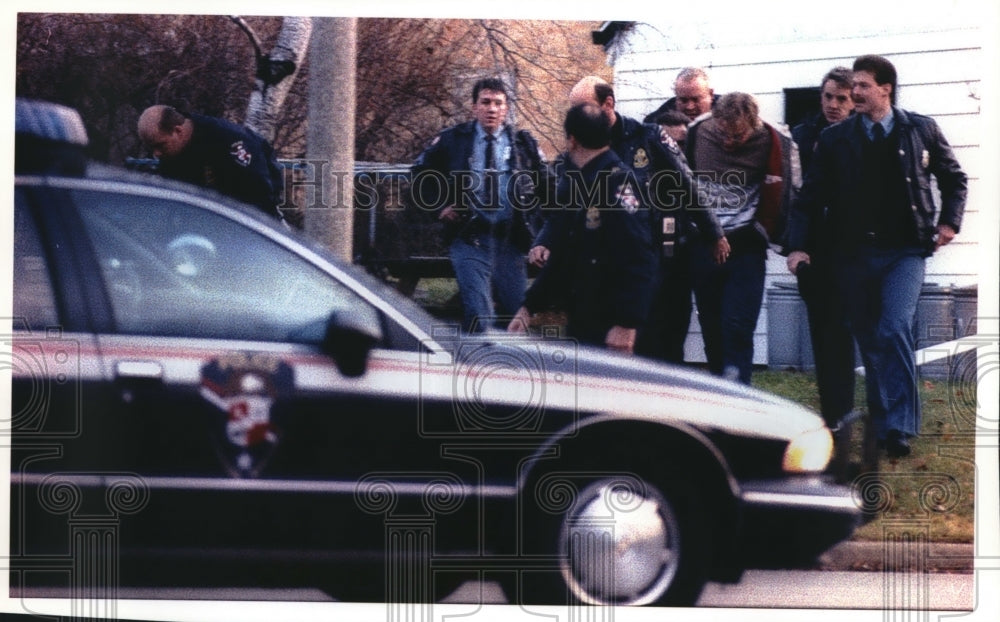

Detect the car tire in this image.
[508,467,710,607]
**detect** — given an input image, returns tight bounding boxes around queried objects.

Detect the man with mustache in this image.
[785,55,968,458]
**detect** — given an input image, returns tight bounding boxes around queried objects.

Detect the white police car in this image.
[9,99,860,606]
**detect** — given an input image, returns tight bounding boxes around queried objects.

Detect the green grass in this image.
[412,277,460,309]
[753,369,977,543]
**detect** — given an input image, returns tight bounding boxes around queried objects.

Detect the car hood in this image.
[355,332,826,445]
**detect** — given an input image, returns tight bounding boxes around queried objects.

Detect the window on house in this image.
[784,87,821,128]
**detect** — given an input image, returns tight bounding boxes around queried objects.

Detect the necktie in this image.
[483,134,498,209]
[871,123,885,143]
[484,134,496,171]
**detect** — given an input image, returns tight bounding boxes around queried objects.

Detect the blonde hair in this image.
[714,92,762,130]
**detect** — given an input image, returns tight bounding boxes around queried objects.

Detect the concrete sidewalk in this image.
[817,541,975,572]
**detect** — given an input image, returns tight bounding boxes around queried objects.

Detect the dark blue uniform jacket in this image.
[524,149,657,344]
[158,114,284,216]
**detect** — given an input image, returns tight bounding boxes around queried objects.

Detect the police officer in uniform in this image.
[137,105,285,219]
[411,78,546,333]
[786,55,967,458]
[509,103,656,354]
[529,76,726,363]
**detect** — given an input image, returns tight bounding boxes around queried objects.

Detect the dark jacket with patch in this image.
[524,149,656,344]
[534,114,723,259]
[157,114,284,217]
[786,107,967,256]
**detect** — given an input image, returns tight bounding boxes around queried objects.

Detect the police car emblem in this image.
[230,140,252,167]
[633,148,649,169]
[616,183,640,214]
[200,354,293,478]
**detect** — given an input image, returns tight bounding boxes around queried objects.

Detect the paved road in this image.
[441,569,975,610]
[12,569,976,619]
[697,569,974,609]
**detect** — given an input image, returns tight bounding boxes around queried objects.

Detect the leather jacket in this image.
[787,107,967,256]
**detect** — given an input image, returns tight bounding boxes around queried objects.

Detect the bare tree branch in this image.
[229,15,264,61]
[244,17,312,142]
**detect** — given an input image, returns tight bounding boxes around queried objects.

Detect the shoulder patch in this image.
[658,127,682,154]
[230,140,252,167]
[616,183,640,214]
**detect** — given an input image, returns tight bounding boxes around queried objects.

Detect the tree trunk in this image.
[243,16,312,142]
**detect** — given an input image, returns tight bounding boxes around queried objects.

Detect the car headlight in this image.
[782,427,833,473]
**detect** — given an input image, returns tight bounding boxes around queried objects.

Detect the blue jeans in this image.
[449,234,526,332]
[835,246,925,439]
[691,242,766,385]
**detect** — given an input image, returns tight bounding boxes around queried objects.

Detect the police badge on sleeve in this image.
[658,127,682,154]
[615,183,641,214]
[230,140,253,167]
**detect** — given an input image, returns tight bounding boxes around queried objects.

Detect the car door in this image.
[48,180,486,582]
[9,186,113,574]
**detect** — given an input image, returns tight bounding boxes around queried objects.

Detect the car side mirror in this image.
[321,309,382,377]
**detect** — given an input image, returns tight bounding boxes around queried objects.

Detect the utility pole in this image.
[305,17,357,262]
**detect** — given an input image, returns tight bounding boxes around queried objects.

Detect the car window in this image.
[13,192,59,330]
[71,189,381,344]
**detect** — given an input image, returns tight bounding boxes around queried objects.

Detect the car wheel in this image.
[511,471,710,607]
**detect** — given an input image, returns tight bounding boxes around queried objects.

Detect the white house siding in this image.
[602,16,986,365]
